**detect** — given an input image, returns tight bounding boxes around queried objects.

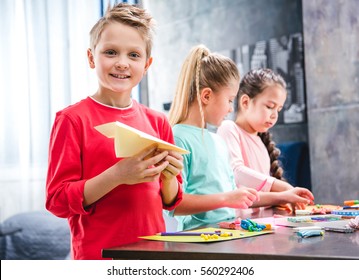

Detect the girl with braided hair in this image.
[217,68,314,213]
[166,45,259,231]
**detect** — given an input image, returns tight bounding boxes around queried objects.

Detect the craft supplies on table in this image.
[343,205,359,209]
[218,218,272,232]
[344,200,359,206]
[157,230,228,236]
[300,202,359,217]
[296,229,324,238]
[292,226,322,232]
[295,209,312,216]
[141,227,274,243]
[274,214,349,228]
[323,226,355,233]
[240,218,271,232]
[331,209,359,217]
[218,221,241,230]
[303,204,342,215]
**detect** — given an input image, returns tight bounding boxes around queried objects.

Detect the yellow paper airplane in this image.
[95,121,189,157]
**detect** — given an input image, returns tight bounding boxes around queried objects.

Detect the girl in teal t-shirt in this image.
[167,45,259,230]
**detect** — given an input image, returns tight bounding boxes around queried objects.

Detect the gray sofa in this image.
[0,210,70,260]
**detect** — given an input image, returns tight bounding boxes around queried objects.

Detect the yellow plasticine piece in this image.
[220,232,231,237]
[202,234,209,240]
[210,234,219,239]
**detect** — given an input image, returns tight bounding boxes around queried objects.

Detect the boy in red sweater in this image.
[46,3,183,260]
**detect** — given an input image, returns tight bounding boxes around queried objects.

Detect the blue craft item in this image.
[240,219,266,232]
[296,229,324,238]
[331,210,359,216]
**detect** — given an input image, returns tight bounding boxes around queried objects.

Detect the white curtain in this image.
[0,0,101,221]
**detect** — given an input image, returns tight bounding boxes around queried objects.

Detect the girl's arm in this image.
[217,122,275,190]
[262,179,315,210]
[173,188,259,216]
[217,121,314,208]
[270,178,293,192]
[252,187,314,208]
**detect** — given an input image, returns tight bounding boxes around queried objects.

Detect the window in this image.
[0,0,136,221]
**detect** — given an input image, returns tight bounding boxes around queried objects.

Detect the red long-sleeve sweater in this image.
[46,97,182,259]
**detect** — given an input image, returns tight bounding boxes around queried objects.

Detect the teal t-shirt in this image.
[169,124,236,230]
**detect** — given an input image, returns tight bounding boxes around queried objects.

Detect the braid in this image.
[258,132,286,181]
[195,49,205,129]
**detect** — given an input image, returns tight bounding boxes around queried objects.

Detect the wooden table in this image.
[102,209,359,260]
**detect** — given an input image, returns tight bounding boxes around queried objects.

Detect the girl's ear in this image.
[87,48,95,69]
[239,94,250,110]
[200,87,213,105]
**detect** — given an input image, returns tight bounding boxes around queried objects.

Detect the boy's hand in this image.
[157,150,184,181]
[154,150,184,206]
[112,144,169,185]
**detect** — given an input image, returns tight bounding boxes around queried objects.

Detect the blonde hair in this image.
[169,45,239,127]
[89,3,155,58]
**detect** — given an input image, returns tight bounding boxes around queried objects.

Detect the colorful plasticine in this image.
[240,219,271,232]
[296,229,324,238]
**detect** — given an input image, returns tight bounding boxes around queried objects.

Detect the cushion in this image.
[0,211,70,260]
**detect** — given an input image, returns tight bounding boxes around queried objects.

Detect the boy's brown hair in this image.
[89,3,155,58]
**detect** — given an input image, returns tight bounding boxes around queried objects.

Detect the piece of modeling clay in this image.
[296,229,324,238]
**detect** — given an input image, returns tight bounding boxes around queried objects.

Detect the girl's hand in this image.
[224,187,259,209]
[280,187,315,210]
[111,144,170,185]
[275,203,293,213]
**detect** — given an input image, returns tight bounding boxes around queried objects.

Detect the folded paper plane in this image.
[95,121,189,157]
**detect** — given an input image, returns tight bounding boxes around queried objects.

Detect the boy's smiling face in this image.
[88,22,152,101]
